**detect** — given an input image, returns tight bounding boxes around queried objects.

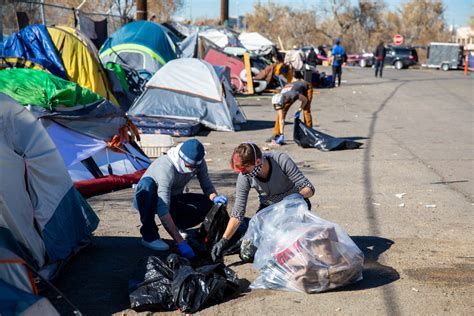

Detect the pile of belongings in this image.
[293,113,362,151]
[128,254,240,313]
[241,196,364,293]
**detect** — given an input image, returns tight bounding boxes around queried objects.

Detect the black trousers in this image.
[134,177,213,241]
[332,65,342,86]
[375,60,385,77]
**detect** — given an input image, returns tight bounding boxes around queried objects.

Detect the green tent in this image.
[0,68,102,109]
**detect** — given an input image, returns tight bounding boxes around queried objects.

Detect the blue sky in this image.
[175,0,473,27]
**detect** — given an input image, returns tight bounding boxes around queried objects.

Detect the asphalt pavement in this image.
[50,66,473,315]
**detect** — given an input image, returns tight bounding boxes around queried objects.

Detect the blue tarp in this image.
[100,21,177,64]
[2,24,67,79]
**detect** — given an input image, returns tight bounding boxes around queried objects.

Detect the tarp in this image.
[200,28,243,48]
[0,68,102,110]
[2,24,67,79]
[0,71,151,182]
[48,26,118,104]
[238,32,275,52]
[128,58,246,132]
[99,21,177,75]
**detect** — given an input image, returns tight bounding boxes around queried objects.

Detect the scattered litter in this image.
[293,300,301,303]
[411,287,419,292]
[336,308,342,311]
[352,91,356,94]
[398,203,405,207]
[372,202,381,206]
[395,193,406,199]
[425,204,437,208]
[205,158,213,162]
[262,146,270,151]
[202,142,212,146]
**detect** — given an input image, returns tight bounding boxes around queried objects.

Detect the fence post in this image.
[243,52,254,95]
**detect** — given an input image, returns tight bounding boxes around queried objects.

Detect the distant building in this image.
[227,15,245,30]
[455,26,474,50]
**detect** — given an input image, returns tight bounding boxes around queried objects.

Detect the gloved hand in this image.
[178,241,195,259]
[213,195,228,205]
[275,134,285,145]
[211,238,229,262]
[294,111,301,119]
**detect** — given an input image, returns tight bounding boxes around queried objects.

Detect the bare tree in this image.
[148,0,183,23]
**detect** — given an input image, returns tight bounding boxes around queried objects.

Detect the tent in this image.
[2,24,67,79]
[99,21,177,77]
[238,32,275,55]
[128,58,246,132]
[0,69,150,189]
[0,93,99,286]
[2,24,118,105]
[47,26,118,105]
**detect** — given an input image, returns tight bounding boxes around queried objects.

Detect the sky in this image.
[175,0,473,27]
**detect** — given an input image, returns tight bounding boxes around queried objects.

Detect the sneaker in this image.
[275,134,285,145]
[178,229,188,240]
[141,238,170,251]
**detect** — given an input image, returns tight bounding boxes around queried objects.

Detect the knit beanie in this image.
[179,139,205,166]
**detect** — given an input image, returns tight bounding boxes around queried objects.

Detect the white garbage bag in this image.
[242,196,364,293]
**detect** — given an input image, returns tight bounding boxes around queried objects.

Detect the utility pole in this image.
[136,0,147,21]
[220,0,228,26]
[40,0,46,24]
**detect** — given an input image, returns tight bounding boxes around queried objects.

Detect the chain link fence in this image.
[2,1,126,39]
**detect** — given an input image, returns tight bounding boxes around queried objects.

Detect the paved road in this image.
[50,67,473,315]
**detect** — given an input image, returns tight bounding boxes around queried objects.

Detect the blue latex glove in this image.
[213,195,228,205]
[294,111,301,119]
[275,134,285,145]
[178,241,195,259]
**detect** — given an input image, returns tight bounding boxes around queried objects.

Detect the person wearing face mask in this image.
[134,139,227,258]
[210,142,315,262]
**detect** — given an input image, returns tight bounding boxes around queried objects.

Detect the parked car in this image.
[385,46,418,69]
[347,52,374,67]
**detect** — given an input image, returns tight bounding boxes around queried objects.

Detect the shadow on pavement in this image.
[238,119,276,131]
[45,235,250,315]
[339,236,400,291]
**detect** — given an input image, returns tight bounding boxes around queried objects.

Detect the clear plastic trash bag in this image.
[243,195,364,293]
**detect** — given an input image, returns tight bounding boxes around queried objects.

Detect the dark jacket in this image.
[374,44,386,61]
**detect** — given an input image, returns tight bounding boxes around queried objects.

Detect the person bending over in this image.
[134,139,227,258]
[211,142,315,261]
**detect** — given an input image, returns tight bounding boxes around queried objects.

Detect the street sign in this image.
[393,34,404,45]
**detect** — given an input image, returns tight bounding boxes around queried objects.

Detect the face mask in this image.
[243,161,263,178]
[177,158,195,174]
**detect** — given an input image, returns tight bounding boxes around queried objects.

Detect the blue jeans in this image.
[134,177,213,241]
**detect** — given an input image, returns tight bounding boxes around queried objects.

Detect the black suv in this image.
[384,46,418,69]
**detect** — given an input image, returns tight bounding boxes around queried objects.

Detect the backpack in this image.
[197,203,230,252]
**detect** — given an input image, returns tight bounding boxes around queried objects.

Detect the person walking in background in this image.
[330,38,346,87]
[374,41,386,78]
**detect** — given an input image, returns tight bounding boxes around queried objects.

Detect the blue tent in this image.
[99,21,178,76]
[2,25,67,79]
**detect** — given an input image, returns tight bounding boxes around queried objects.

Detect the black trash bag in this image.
[128,256,176,312]
[294,115,362,151]
[129,254,240,313]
